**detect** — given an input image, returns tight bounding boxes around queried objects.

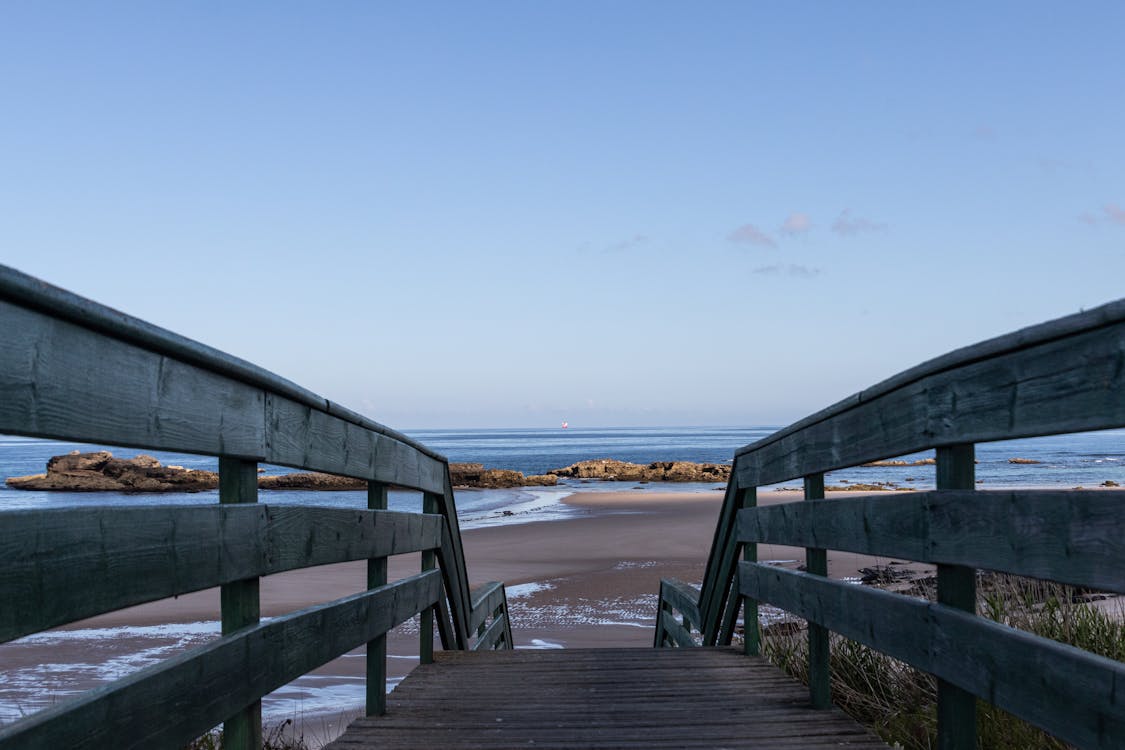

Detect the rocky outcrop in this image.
[6,451,219,492]
[258,472,366,491]
[546,459,731,483]
[6,452,561,493]
[449,463,557,488]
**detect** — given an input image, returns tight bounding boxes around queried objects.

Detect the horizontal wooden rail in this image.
[468,581,507,633]
[659,578,702,626]
[734,299,1125,487]
[1,505,443,644]
[655,579,703,648]
[467,581,512,650]
[0,266,442,464]
[0,571,442,750]
[736,489,1125,595]
[740,563,1125,749]
[0,295,445,493]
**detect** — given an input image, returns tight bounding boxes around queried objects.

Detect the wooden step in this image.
[326,647,888,749]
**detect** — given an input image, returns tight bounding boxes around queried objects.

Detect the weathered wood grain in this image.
[0,571,442,750]
[736,489,1125,594]
[740,563,1125,749]
[0,264,445,463]
[658,610,697,648]
[435,472,473,647]
[367,481,389,718]
[735,300,1125,460]
[468,582,506,633]
[471,610,509,651]
[263,394,445,493]
[934,445,976,750]
[658,578,702,631]
[420,492,439,665]
[219,458,262,750]
[697,480,739,642]
[803,472,831,710]
[0,285,446,491]
[0,299,266,458]
[0,505,443,643]
[326,648,888,749]
[735,313,1125,487]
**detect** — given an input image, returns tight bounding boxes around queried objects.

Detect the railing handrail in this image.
[0,264,444,463]
[658,297,1125,749]
[735,297,1125,469]
[0,264,512,749]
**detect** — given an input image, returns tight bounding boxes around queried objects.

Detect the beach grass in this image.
[761,574,1125,749]
[184,719,311,750]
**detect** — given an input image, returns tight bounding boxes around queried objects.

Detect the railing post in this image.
[219,457,261,750]
[804,472,830,709]
[740,486,759,656]
[936,444,976,750]
[420,491,439,664]
[366,481,389,716]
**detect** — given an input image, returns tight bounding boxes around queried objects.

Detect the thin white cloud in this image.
[972,125,997,140]
[1078,204,1125,227]
[752,264,821,279]
[727,223,776,248]
[604,234,649,253]
[779,212,812,237]
[832,210,885,237]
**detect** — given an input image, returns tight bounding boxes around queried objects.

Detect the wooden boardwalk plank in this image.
[326,648,887,749]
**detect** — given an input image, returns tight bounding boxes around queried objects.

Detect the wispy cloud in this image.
[1078,204,1125,227]
[832,210,885,237]
[779,212,812,237]
[752,264,821,279]
[972,124,997,141]
[727,223,776,248]
[598,232,652,254]
[604,234,649,253]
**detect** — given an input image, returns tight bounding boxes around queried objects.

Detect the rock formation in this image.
[6,450,219,492]
[6,452,560,492]
[258,472,366,490]
[448,463,557,488]
[546,459,731,483]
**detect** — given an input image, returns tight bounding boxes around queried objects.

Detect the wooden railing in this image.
[656,298,1125,748]
[0,265,512,750]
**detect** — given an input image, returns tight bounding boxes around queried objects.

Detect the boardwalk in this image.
[326,648,888,749]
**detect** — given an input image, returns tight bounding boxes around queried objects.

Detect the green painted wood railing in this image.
[656,298,1125,749]
[0,265,512,750]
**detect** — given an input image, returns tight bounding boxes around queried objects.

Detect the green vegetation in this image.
[761,574,1125,749]
[184,719,310,750]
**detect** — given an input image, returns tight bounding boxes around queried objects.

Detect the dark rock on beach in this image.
[546,459,731,483]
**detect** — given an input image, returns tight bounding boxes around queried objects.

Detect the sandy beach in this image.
[0,488,933,741]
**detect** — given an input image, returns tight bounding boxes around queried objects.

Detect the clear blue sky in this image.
[2,3,1122,429]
